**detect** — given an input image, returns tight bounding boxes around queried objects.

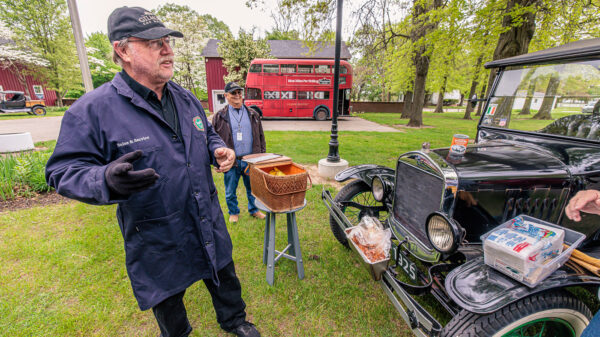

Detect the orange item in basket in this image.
[351,236,387,262]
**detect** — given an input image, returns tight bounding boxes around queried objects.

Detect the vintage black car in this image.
[0,90,46,115]
[323,38,600,337]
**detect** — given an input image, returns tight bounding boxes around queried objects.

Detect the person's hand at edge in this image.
[565,189,600,222]
[104,150,160,195]
[214,147,235,173]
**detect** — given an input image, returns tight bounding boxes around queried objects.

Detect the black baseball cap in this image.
[225,82,243,93]
[107,6,183,42]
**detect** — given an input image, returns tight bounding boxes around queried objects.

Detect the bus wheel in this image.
[315,109,328,121]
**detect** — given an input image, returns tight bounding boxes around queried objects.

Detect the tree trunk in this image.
[407,0,443,127]
[402,90,413,118]
[459,93,464,106]
[520,80,536,115]
[532,74,559,119]
[485,0,539,98]
[434,75,448,113]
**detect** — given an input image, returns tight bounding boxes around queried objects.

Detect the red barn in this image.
[201,39,351,113]
[0,37,57,106]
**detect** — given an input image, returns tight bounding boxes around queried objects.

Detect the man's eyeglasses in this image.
[128,36,175,51]
[229,91,243,96]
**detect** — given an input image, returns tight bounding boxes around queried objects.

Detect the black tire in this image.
[249,105,263,118]
[31,105,46,116]
[315,108,328,121]
[329,180,388,247]
[442,290,591,337]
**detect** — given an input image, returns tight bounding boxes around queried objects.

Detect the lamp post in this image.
[318,0,349,177]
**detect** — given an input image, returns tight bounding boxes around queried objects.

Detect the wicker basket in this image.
[249,162,312,212]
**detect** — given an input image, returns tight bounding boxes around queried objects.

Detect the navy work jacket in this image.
[46,73,231,311]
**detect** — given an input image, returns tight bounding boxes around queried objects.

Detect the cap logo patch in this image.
[193,116,205,131]
[138,12,161,25]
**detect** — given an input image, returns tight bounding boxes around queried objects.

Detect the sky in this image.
[74,0,280,38]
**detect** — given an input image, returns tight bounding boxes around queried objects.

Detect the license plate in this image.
[397,251,418,283]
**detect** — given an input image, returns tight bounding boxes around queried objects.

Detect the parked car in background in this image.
[324,38,600,336]
[582,99,599,113]
[0,91,46,116]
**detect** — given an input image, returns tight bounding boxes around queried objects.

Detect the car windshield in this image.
[481,60,600,141]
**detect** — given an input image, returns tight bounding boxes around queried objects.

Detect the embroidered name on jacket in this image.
[117,136,151,148]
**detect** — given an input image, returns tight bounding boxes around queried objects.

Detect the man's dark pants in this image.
[152,261,247,337]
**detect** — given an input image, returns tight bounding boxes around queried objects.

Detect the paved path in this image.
[0,116,63,143]
[0,115,399,143]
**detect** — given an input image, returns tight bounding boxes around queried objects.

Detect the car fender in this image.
[334,164,395,187]
[445,256,600,314]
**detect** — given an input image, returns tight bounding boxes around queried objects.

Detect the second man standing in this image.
[213,82,267,223]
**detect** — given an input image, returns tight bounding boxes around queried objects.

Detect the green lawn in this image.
[0,111,564,336]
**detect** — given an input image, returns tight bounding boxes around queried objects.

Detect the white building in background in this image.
[430,89,462,105]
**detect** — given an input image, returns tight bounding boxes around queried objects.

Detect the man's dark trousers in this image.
[152,261,247,337]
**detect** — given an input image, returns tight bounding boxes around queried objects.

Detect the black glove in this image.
[104,150,159,196]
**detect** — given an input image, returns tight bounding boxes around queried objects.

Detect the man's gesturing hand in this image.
[104,150,160,195]
[214,147,235,173]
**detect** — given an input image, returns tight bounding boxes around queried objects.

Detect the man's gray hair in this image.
[112,38,129,66]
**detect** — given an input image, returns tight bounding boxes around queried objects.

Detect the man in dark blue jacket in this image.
[45,6,260,337]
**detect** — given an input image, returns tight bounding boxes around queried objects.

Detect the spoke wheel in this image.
[32,106,46,116]
[329,179,388,247]
[502,317,575,337]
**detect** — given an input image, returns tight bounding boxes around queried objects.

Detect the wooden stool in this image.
[255,198,306,286]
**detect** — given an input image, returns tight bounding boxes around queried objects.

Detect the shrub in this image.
[0,148,54,201]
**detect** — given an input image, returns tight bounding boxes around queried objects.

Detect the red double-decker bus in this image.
[244,59,352,120]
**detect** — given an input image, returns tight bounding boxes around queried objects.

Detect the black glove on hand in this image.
[104,150,160,196]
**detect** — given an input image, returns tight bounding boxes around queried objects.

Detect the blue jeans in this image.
[224,159,258,215]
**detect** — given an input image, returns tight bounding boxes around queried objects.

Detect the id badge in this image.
[237,132,243,141]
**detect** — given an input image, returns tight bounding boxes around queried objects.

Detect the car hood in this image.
[432,140,571,189]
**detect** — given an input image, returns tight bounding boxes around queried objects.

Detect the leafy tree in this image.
[155,4,211,97]
[85,32,119,89]
[265,29,301,40]
[0,0,81,106]
[217,29,271,86]
[0,24,49,97]
[201,14,231,40]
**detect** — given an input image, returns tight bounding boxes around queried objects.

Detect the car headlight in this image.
[426,213,462,253]
[372,176,384,201]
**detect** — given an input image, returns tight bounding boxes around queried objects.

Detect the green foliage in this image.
[200,14,231,39]
[0,0,82,105]
[0,148,54,201]
[265,29,301,40]
[217,29,272,86]
[64,89,84,98]
[85,32,120,88]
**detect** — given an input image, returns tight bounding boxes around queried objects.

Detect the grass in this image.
[0,106,67,120]
[0,110,589,336]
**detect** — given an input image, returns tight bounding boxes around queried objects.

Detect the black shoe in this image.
[231,322,260,337]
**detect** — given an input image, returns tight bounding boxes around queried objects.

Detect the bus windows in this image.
[340,77,346,85]
[315,65,331,73]
[249,64,262,73]
[298,65,314,73]
[264,91,280,99]
[281,64,296,73]
[315,91,330,99]
[246,88,261,100]
[263,64,279,73]
[281,91,296,99]
[298,91,313,99]
[340,65,348,74]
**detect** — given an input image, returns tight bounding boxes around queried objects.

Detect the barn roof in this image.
[201,39,352,60]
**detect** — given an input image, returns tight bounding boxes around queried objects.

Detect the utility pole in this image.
[67,0,94,93]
